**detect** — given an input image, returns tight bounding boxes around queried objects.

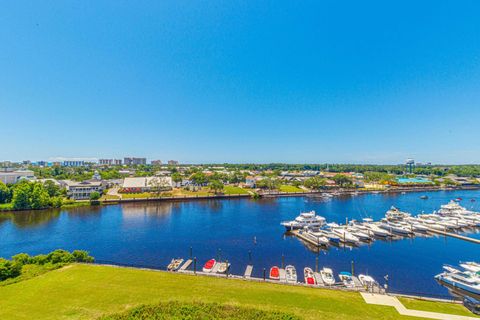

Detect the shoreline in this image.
[1,185,479,213]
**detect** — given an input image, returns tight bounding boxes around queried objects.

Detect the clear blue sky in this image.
[1,1,479,164]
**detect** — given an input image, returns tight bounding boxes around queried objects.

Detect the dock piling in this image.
[193,257,197,274]
[263,268,266,281]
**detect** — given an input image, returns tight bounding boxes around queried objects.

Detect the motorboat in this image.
[167,258,184,271]
[380,221,412,235]
[270,266,280,280]
[281,211,327,231]
[305,229,330,245]
[420,195,428,200]
[435,271,480,295]
[362,219,391,237]
[385,206,411,221]
[443,264,461,274]
[304,267,316,285]
[358,274,377,287]
[332,228,360,244]
[202,259,216,273]
[338,271,355,288]
[460,262,480,273]
[319,267,335,285]
[346,227,372,241]
[217,261,230,274]
[285,265,297,284]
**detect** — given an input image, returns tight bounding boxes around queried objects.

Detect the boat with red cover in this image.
[202,259,216,273]
[304,267,316,285]
[270,266,280,280]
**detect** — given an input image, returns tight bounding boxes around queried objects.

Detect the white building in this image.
[0,170,35,184]
[122,176,173,193]
[61,180,106,200]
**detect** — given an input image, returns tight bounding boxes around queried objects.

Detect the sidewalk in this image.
[361,292,478,320]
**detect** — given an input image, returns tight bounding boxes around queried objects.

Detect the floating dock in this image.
[179,259,192,271]
[244,265,253,278]
[426,228,480,244]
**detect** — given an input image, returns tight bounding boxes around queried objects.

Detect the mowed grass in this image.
[0,264,428,320]
[279,185,304,193]
[399,297,479,318]
[223,185,250,195]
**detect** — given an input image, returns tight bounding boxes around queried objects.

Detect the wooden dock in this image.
[244,265,253,278]
[426,228,480,244]
[179,259,192,271]
[290,230,326,247]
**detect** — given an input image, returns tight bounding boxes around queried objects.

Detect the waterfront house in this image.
[61,180,106,200]
[245,176,256,188]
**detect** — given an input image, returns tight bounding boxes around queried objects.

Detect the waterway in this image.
[1,189,479,298]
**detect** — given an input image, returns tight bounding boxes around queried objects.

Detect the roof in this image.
[122,177,146,188]
[123,177,173,188]
[62,180,103,187]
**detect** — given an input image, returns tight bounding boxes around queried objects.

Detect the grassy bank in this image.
[398,297,478,318]
[0,263,459,320]
[279,185,304,193]
[223,185,250,195]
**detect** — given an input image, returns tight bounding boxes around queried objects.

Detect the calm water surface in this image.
[1,190,479,298]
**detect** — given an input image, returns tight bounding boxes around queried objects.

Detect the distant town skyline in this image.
[1,1,480,164]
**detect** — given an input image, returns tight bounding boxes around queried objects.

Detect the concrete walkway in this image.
[361,292,478,320]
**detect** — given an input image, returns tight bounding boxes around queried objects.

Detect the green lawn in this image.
[0,263,435,320]
[399,297,479,318]
[223,185,250,195]
[121,192,156,199]
[279,185,304,193]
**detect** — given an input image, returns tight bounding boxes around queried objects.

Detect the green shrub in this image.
[99,301,301,320]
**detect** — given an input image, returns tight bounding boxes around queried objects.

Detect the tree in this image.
[90,191,101,200]
[304,177,327,190]
[30,183,50,209]
[0,181,10,204]
[332,174,353,188]
[11,181,32,210]
[209,180,224,194]
[171,172,182,184]
[191,172,207,186]
[0,258,21,281]
[72,250,94,263]
[43,180,61,197]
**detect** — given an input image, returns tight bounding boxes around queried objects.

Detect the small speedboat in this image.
[304,267,316,285]
[167,258,184,271]
[217,261,230,274]
[460,262,480,273]
[338,271,355,288]
[358,274,377,287]
[202,259,216,273]
[443,264,461,274]
[420,195,428,200]
[270,266,280,280]
[320,267,335,285]
[285,265,297,283]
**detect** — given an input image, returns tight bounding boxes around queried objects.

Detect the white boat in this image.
[281,211,327,231]
[167,258,184,271]
[358,274,377,287]
[435,271,480,295]
[385,206,411,221]
[443,264,461,274]
[320,267,335,285]
[304,267,316,285]
[332,228,360,244]
[362,219,391,237]
[380,221,412,235]
[285,265,297,284]
[217,261,230,274]
[346,227,372,241]
[338,271,355,288]
[460,262,480,273]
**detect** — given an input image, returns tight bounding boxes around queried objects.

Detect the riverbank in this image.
[0,263,476,319]
[1,185,478,213]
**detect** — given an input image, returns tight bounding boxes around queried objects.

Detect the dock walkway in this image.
[244,265,253,278]
[179,259,192,271]
[427,228,480,244]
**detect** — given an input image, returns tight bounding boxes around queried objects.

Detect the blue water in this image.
[397,177,432,183]
[0,189,479,298]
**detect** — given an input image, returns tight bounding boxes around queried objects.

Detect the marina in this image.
[0,189,479,299]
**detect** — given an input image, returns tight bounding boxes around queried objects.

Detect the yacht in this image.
[281,211,327,231]
[435,271,480,295]
[385,206,411,221]
[358,274,377,287]
[332,228,360,244]
[305,229,330,245]
[380,220,412,235]
[460,262,480,273]
[362,218,391,237]
[320,267,336,285]
[346,226,372,241]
